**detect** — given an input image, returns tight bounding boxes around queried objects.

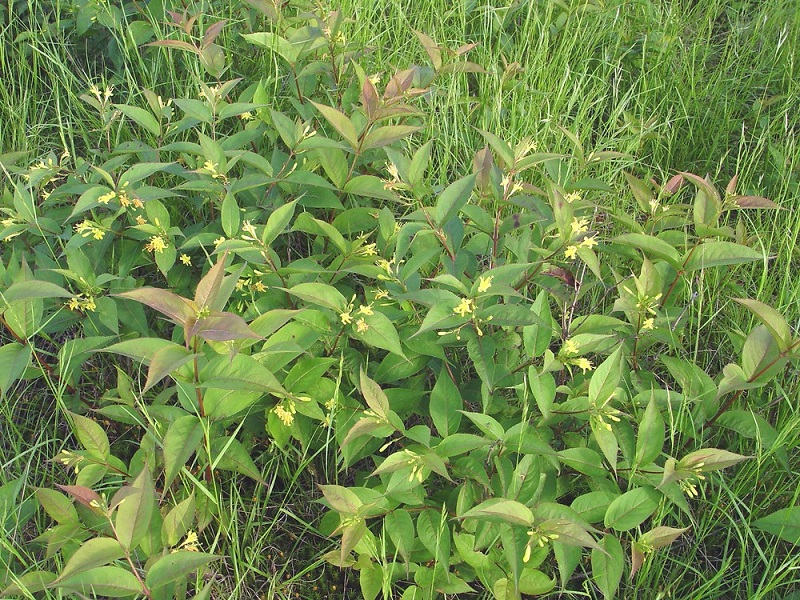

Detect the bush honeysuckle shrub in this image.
[1,2,798,599]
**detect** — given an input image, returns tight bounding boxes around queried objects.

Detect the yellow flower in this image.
[146,235,168,253]
[97,190,116,204]
[358,304,374,316]
[357,243,377,257]
[213,236,226,247]
[477,275,493,293]
[179,530,200,552]
[564,245,578,260]
[562,338,579,355]
[356,318,369,333]
[135,215,147,225]
[641,317,655,331]
[453,297,475,317]
[564,192,581,203]
[66,297,80,310]
[374,289,390,300]
[180,254,192,266]
[574,357,593,373]
[571,217,589,236]
[377,258,394,274]
[239,111,254,121]
[273,400,296,426]
[579,235,598,249]
[91,228,105,241]
[340,310,353,325]
[242,220,258,240]
[251,281,267,293]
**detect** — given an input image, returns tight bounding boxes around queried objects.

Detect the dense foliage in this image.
[2,0,799,598]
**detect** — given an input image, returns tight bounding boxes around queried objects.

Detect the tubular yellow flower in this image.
[574,357,593,373]
[579,235,598,249]
[358,304,374,316]
[571,217,589,236]
[135,215,147,225]
[374,290,390,300]
[453,297,476,317]
[641,317,655,331]
[564,245,578,260]
[477,275,493,293]
[340,310,353,325]
[180,254,192,266]
[146,235,168,253]
[564,192,581,203]
[97,190,116,204]
[562,338,579,355]
[356,318,369,333]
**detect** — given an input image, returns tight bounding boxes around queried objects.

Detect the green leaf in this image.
[362,125,422,151]
[678,448,749,472]
[360,370,390,420]
[734,298,791,351]
[0,571,56,596]
[144,344,194,392]
[591,535,624,600]
[435,173,476,227]
[360,561,382,600]
[639,525,689,549]
[285,282,347,312]
[262,200,297,247]
[210,436,265,484]
[114,287,195,325]
[319,484,363,515]
[635,397,664,467]
[242,32,300,63]
[385,509,415,560]
[146,551,220,590]
[104,337,181,363]
[588,346,623,406]
[343,175,399,201]
[529,369,556,420]
[604,487,661,531]
[36,488,79,525]
[558,448,608,478]
[0,342,31,395]
[188,311,262,342]
[753,507,800,545]
[68,411,110,461]
[683,241,763,272]
[429,365,463,437]
[55,537,126,582]
[221,190,240,237]
[119,162,173,187]
[460,411,504,440]
[353,310,406,358]
[522,291,553,358]
[614,233,682,268]
[115,469,156,551]
[518,568,555,595]
[54,566,143,597]
[461,499,534,527]
[161,494,196,547]
[1,280,71,305]
[114,104,161,136]
[311,101,359,148]
[163,416,205,489]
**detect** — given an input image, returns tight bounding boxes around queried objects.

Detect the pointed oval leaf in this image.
[55,537,126,582]
[163,416,205,489]
[604,487,661,531]
[435,173,477,227]
[146,551,220,590]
